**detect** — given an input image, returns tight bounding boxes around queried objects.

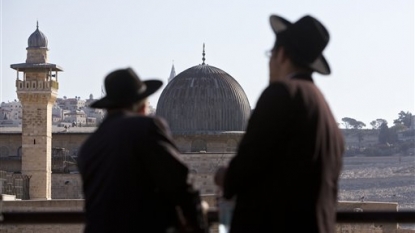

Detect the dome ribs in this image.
[156,64,251,134]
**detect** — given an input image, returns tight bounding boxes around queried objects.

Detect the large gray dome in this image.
[28,23,48,48]
[156,64,251,134]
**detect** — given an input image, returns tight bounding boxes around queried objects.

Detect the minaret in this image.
[10,22,63,200]
[168,60,176,82]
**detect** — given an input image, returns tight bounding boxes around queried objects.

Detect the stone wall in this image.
[173,133,243,153]
[0,199,84,233]
[0,129,384,158]
[0,153,233,198]
[0,132,90,158]
[336,201,398,233]
[180,153,233,194]
[51,174,83,199]
[0,134,21,157]
[1,200,413,233]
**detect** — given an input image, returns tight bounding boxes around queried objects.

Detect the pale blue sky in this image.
[1,0,414,127]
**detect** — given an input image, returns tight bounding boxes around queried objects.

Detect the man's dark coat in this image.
[224,74,345,233]
[77,112,189,233]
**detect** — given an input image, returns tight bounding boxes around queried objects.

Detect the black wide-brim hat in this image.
[90,67,163,109]
[270,15,331,75]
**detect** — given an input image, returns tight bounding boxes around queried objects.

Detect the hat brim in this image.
[270,15,331,75]
[90,80,163,109]
[270,15,292,34]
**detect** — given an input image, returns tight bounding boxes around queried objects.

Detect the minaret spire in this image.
[202,43,206,65]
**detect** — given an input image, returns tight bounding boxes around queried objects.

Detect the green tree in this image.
[342,117,366,129]
[393,111,413,128]
[357,130,365,149]
[370,118,387,130]
[378,122,398,144]
[354,120,366,129]
[378,122,390,144]
[342,117,355,129]
[391,123,406,132]
[342,117,366,148]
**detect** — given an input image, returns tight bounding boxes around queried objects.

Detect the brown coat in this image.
[224,74,344,233]
[77,112,189,233]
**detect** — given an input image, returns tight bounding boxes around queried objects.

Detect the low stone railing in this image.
[1,197,415,233]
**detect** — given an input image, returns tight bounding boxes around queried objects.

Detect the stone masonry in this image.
[18,91,57,200]
[10,23,63,200]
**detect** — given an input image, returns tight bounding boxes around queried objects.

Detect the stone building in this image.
[0,100,22,125]
[156,44,251,153]
[154,45,252,193]
[3,94,106,127]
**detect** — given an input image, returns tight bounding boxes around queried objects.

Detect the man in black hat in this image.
[215,15,345,233]
[77,68,199,233]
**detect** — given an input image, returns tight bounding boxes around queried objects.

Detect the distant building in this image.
[56,96,85,111]
[0,100,22,127]
[62,109,87,126]
[1,95,105,127]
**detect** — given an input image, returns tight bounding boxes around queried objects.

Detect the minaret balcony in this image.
[16,80,59,91]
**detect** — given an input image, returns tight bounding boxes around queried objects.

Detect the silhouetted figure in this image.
[215,14,344,233]
[77,68,202,233]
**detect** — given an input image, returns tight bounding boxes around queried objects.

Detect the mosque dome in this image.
[27,22,48,48]
[156,63,251,134]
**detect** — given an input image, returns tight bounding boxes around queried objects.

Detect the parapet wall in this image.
[0,199,413,233]
[336,201,398,233]
[0,199,84,233]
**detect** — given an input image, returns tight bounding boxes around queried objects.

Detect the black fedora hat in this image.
[270,15,331,75]
[90,68,163,109]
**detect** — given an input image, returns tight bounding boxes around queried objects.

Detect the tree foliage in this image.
[342,117,367,148]
[378,122,390,144]
[370,119,387,130]
[393,111,413,128]
[342,117,366,129]
[378,122,399,144]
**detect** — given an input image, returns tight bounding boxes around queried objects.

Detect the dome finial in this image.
[36,20,39,29]
[168,60,176,82]
[202,43,206,65]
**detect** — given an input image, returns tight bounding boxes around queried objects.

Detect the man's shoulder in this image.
[120,115,169,130]
[119,114,155,123]
[259,82,291,102]
[267,77,317,98]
